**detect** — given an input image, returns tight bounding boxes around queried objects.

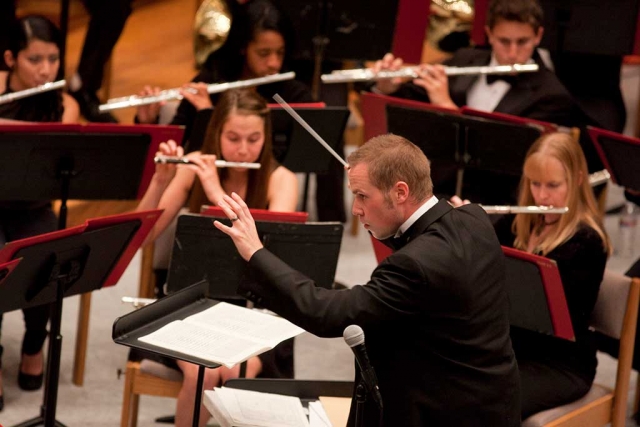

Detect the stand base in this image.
[12,416,67,427]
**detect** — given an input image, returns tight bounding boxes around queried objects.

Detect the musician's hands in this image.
[413,65,458,110]
[180,82,213,111]
[372,53,404,95]
[136,85,164,123]
[214,193,264,261]
[153,140,183,186]
[449,195,471,207]
[184,153,225,204]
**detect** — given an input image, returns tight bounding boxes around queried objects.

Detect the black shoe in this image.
[18,371,43,391]
[69,88,119,123]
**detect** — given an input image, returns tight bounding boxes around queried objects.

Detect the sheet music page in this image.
[186,302,304,345]
[138,320,266,368]
[206,387,310,427]
[138,302,304,368]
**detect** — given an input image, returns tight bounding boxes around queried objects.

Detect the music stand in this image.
[167,214,343,299]
[502,246,574,341]
[271,106,350,212]
[113,280,221,427]
[588,126,640,193]
[0,122,183,388]
[200,205,309,223]
[386,104,542,205]
[0,210,161,427]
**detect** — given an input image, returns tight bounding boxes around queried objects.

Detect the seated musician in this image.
[452,132,611,417]
[372,0,578,127]
[135,0,312,154]
[136,88,297,427]
[0,15,79,410]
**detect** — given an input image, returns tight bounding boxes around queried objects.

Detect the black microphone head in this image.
[343,324,364,348]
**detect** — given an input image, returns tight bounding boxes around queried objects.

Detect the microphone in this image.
[343,325,383,409]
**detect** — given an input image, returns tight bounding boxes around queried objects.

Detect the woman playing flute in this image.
[136,0,312,153]
[136,88,297,427]
[452,132,611,418]
[0,15,80,411]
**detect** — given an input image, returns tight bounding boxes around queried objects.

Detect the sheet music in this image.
[204,387,310,427]
[138,302,304,368]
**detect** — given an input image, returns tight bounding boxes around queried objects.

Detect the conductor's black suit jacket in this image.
[391,47,577,127]
[238,199,521,426]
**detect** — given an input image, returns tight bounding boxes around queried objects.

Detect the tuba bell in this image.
[194,0,233,68]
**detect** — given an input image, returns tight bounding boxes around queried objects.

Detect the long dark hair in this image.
[0,15,63,122]
[203,0,295,80]
[188,89,274,212]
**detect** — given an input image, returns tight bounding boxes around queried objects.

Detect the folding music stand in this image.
[386,104,542,205]
[167,214,343,299]
[502,246,575,341]
[0,210,161,427]
[0,122,183,386]
[271,106,350,212]
[588,126,640,193]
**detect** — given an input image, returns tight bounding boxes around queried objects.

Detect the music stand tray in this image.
[0,209,161,427]
[588,126,640,192]
[502,246,574,341]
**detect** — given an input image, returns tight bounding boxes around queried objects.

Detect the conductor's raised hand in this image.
[214,193,264,261]
[180,82,213,111]
[136,85,164,123]
[372,53,404,95]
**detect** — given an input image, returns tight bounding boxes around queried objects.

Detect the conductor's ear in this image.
[395,181,409,203]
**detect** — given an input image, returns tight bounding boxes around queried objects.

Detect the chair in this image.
[120,360,183,427]
[522,270,640,427]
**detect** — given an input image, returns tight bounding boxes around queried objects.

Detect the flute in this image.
[321,64,539,84]
[0,79,66,105]
[480,205,569,214]
[99,72,296,112]
[154,155,261,169]
[588,169,610,187]
[121,296,156,308]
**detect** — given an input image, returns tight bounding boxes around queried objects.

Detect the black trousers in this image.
[0,205,57,358]
[518,358,592,419]
[77,0,133,92]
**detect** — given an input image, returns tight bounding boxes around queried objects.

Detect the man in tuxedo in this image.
[373,0,576,127]
[214,134,521,426]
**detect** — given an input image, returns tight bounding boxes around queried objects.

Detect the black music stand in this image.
[113,280,221,427]
[588,126,640,193]
[0,123,184,228]
[386,105,542,205]
[503,246,574,341]
[0,210,161,427]
[272,107,350,212]
[167,214,344,298]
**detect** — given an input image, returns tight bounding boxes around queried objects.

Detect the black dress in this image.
[0,74,63,360]
[496,218,607,418]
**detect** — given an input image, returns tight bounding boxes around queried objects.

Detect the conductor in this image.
[214,134,520,426]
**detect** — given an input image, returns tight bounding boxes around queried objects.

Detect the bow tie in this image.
[486,73,518,86]
[379,233,409,251]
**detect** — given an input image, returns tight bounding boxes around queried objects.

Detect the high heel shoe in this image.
[18,352,44,391]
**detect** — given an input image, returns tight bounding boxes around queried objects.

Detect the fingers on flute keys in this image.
[374,53,404,95]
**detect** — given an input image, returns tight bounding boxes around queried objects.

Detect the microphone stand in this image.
[354,382,367,427]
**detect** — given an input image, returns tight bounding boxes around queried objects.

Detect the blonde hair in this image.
[513,132,611,256]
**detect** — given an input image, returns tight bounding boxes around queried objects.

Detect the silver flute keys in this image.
[0,80,67,105]
[154,155,261,169]
[99,72,296,112]
[321,64,539,84]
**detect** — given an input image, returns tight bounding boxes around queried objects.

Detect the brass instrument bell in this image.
[428,0,474,52]
[194,0,233,67]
